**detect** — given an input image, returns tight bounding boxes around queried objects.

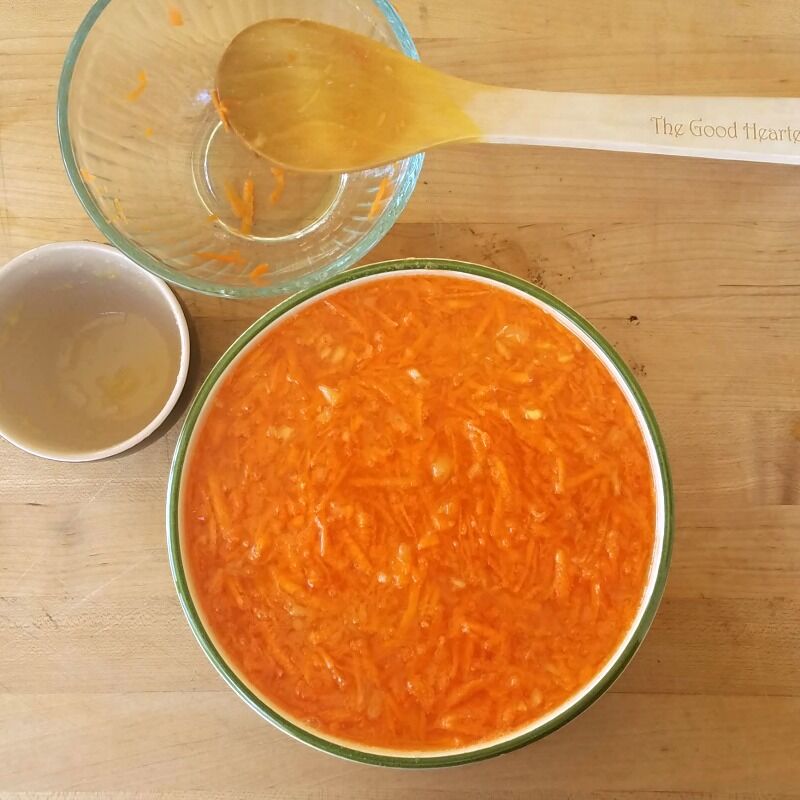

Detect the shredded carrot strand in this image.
[224,181,246,219]
[168,6,184,25]
[249,263,270,285]
[126,70,148,102]
[194,250,246,265]
[212,89,231,132]
[270,166,286,205]
[241,177,255,236]
[367,176,391,220]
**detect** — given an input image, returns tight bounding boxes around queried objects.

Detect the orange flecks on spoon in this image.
[112,197,127,223]
[126,70,148,102]
[215,19,480,172]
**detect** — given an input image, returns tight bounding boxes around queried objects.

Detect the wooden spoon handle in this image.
[469,89,800,164]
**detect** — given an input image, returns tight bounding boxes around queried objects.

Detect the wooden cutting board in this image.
[0,0,797,796]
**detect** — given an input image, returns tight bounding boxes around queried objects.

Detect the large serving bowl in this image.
[58,0,423,298]
[167,259,673,766]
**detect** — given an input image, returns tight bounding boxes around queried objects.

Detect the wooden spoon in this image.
[217,18,800,173]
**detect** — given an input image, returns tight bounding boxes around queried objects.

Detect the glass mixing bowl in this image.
[57,0,423,298]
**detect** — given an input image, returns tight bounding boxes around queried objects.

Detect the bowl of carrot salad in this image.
[167,259,673,766]
[57,0,422,298]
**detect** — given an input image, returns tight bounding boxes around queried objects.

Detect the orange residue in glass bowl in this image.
[211,89,231,132]
[182,274,655,751]
[269,166,286,206]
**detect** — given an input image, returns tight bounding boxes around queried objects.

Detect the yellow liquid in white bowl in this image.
[55,312,172,425]
[0,252,182,457]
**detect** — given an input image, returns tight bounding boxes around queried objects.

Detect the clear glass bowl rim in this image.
[56,0,425,298]
[166,258,675,768]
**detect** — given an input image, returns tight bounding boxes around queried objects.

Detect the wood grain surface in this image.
[1,0,799,796]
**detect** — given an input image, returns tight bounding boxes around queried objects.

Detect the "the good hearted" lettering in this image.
[649,116,800,144]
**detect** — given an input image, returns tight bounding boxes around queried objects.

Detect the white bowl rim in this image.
[166,258,674,767]
[0,241,190,462]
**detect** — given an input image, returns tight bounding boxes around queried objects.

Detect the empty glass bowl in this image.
[57,0,423,298]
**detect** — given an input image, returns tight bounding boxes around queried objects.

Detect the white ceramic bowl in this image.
[0,242,190,462]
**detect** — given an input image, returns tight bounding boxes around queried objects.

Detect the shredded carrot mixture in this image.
[367,176,391,220]
[126,70,148,102]
[241,177,255,236]
[270,166,286,205]
[183,274,655,751]
[168,6,184,25]
[249,263,270,284]
[194,250,246,265]
[212,89,231,132]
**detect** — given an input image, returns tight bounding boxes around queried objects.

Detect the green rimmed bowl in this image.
[167,259,673,767]
[57,0,423,298]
